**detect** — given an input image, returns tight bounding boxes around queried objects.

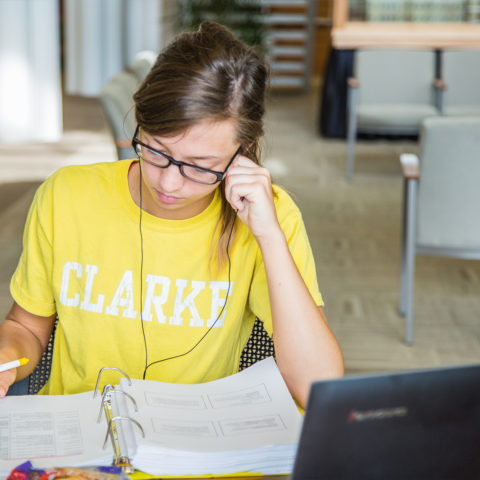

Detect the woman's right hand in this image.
[0,302,56,396]
[0,363,20,396]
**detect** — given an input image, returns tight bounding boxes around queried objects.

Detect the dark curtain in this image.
[319,48,355,138]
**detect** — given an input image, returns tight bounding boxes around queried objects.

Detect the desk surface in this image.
[138,476,289,480]
[332,21,480,49]
[1,475,291,480]
[175,477,288,480]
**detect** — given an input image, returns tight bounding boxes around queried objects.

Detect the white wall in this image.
[0,0,62,142]
[64,0,179,97]
[0,0,178,142]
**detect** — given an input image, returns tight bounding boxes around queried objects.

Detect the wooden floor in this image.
[1,91,479,376]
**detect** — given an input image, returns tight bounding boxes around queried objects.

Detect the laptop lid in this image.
[291,363,480,480]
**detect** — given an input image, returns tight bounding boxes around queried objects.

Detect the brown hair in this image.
[133,21,269,268]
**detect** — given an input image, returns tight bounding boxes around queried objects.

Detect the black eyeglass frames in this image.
[132,126,241,185]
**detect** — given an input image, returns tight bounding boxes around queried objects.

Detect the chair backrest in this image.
[239,317,275,370]
[416,116,480,250]
[129,50,157,81]
[28,320,57,393]
[99,71,139,159]
[355,49,436,105]
[442,49,480,111]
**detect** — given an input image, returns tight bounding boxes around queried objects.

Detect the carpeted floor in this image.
[0,90,479,375]
[264,91,480,374]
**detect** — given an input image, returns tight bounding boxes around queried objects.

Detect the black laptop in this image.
[291,363,480,480]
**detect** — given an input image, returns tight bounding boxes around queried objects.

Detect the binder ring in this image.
[94,366,132,397]
[97,388,139,423]
[103,415,146,449]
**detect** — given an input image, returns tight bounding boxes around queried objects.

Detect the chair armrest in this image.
[116,139,133,148]
[347,76,359,88]
[400,153,420,179]
[433,78,447,90]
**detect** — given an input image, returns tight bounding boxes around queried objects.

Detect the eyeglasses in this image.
[132,126,241,185]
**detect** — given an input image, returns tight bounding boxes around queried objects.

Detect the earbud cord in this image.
[138,161,148,375]
[138,162,236,380]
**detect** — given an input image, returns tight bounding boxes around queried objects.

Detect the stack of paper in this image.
[133,443,298,476]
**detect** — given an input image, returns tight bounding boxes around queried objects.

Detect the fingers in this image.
[225,154,268,176]
[224,156,272,209]
[224,155,279,238]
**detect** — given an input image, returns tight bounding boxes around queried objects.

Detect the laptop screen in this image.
[291,363,480,480]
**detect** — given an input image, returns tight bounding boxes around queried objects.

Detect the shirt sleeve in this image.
[247,186,323,337]
[10,176,56,317]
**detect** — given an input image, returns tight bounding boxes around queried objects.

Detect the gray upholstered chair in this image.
[99,51,158,161]
[98,71,139,160]
[437,49,480,116]
[399,116,480,345]
[346,48,440,180]
[129,50,157,82]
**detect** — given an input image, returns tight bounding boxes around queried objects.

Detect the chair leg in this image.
[404,178,418,345]
[399,180,408,316]
[346,87,357,181]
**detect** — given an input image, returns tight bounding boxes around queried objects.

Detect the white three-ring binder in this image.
[0,357,301,477]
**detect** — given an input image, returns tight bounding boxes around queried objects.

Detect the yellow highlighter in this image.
[0,357,29,373]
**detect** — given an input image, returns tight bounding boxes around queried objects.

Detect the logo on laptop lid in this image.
[347,406,408,422]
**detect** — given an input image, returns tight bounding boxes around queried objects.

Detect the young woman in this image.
[0,21,343,407]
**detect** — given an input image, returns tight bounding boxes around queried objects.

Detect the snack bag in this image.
[8,461,130,480]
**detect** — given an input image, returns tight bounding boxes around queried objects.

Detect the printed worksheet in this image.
[119,357,303,475]
[0,391,111,476]
[122,357,301,450]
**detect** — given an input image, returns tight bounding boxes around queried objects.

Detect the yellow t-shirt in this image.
[10,160,323,395]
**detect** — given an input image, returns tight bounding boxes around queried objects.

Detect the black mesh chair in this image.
[239,317,275,370]
[27,321,57,394]
[10,317,274,395]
